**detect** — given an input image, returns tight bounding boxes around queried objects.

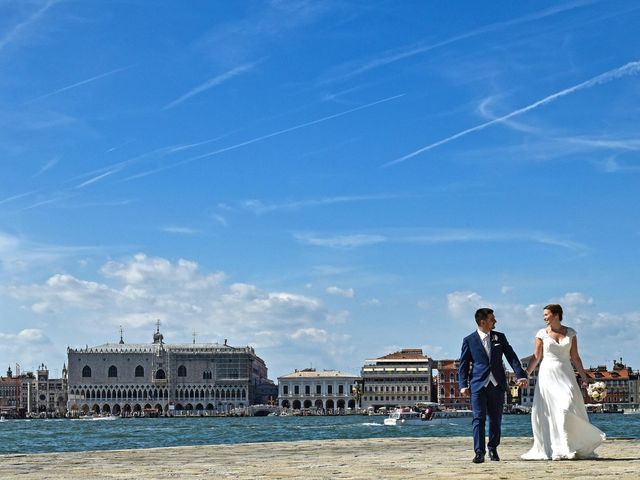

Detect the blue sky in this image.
[1,0,639,380]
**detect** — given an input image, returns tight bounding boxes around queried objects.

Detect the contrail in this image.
[123,93,405,180]
[0,190,37,205]
[384,60,640,167]
[163,61,259,110]
[26,66,130,103]
[0,0,55,53]
[322,0,598,85]
[188,93,405,162]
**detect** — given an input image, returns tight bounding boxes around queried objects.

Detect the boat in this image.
[79,414,119,421]
[623,408,640,415]
[383,406,472,426]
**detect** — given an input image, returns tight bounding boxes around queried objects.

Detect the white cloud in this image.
[447,291,485,320]
[290,327,329,343]
[100,253,224,288]
[295,232,387,248]
[1,254,335,347]
[0,328,49,344]
[161,226,201,236]
[326,285,355,298]
[326,310,350,324]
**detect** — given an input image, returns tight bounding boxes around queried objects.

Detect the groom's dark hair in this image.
[475,308,494,324]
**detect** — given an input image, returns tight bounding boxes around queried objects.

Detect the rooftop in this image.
[278,368,359,379]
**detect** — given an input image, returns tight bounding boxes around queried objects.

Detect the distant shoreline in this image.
[2,437,639,479]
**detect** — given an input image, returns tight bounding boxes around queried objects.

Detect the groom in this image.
[458,308,528,463]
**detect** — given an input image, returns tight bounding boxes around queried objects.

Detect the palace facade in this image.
[67,325,274,416]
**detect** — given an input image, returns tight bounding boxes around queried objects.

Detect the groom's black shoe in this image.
[488,449,500,461]
[472,452,485,463]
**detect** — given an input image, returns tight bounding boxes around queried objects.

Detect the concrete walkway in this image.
[2,437,638,479]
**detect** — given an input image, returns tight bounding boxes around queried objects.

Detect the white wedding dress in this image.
[521,327,605,460]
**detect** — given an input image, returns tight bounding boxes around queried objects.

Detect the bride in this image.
[521,304,605,460]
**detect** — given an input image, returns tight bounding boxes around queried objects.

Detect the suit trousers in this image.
[471,383,504,454]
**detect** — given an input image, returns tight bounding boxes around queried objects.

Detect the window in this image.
[203,370,212,380]
[82,366,91,378]
[338,385,344,395]
[283,385,289,395]
[108,365,117,377]
[294,385,299,395]
[316,385,321,395]
[178,365,187,377]
[328,385,333,394]
[155,369,166,380]
[135,365,144,377]
[305,385,310,395]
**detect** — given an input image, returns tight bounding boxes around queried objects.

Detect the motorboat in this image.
[383,406,472,426]
[79,414,119,421]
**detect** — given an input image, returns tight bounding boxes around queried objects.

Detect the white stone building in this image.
[67,325,273,416]
[277,368,360,412]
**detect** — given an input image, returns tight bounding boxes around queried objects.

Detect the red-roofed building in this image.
[583,360,635,410]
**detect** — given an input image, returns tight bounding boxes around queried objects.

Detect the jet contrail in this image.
[0,0,55,52]
[26,66,130,103]
[384,60,640,167]
[163,61,260,110]
[125,93,406,179]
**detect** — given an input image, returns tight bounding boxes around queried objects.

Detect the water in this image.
[1,414,638,455]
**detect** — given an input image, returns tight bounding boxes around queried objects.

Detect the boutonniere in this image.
[491,334,498,342]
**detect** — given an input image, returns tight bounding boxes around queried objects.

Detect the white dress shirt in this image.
[477,329,498,387]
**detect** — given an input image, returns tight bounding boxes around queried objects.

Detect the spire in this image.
[119,325,125,344]
[192,330,197,344]
[153,319,164,344]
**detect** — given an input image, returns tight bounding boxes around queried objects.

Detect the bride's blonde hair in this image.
[544,304,563,321]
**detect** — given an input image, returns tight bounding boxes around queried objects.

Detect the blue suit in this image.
[458,330,526,454]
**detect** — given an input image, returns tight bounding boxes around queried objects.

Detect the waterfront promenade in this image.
[2,437,638,479]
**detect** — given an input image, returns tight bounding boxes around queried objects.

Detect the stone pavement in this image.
[2,437,638,479]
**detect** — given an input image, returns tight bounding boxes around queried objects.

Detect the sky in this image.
[1,0,639,381]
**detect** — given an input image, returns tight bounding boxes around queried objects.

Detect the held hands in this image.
[516,379,528,388]
[580,373,591,389]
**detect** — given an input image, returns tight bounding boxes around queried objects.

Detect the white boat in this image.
[623,408,640,415]
[79,414,119,421]
[383,407,472,426]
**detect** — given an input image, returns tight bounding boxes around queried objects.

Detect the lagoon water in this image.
[2,413,638,455]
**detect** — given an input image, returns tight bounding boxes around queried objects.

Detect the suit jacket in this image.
[458,330,527,392]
